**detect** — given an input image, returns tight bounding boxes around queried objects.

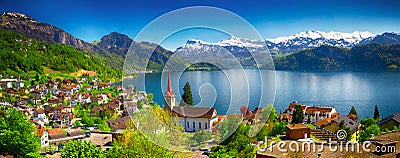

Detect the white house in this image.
[0,101,10,106]
[14,81,24,88]
[36,126,49,147]
[53,104,72,119]
[284,102,339,123]
[172,106,218,132]
[1,78,17,88]
[163,71,219,132]
[33,109,49,125]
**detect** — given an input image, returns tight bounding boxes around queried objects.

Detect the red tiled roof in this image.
[282,113,293,119]
[91,106,104,113]
[47,128,66,135]
[54,104,69,111]
[305,107,333,113]
[347,113,358,121]
[315,117,338,126]
[36,125,46,137]
[36,108,45,114]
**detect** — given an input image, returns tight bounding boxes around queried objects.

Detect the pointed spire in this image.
[166,71,174,96]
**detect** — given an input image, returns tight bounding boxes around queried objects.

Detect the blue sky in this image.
[1,0,400,50]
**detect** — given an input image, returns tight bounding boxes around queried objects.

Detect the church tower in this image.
[164,71,176,111]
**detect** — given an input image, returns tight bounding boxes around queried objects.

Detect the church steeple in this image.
[164,71,176,110]
[165,71,174,97]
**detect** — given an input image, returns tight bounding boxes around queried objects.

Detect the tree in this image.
[216,115,241,141]
[31,80,35,87]
[349,106,357,115]
[35,73,40,81]
[61,140,104,158]
[0,108,41,157]
[191,130,212,144]
[99,110,105,119]
[359,118,380,142]
[373,105,380,121]
[339,120,346,129]
[272,121,287,135]
[81,116,94,127]
[360,118,377,128]
[261,104,277,122]
[181,81,194,106]
[359,124,381,142]
[339,120,351,141]
[292,105,304,124]
[97,120,111,132]
[105,130,173,158]
[211,123,255,158]
[147,93,154,103]
[254,124,270,141]
[75,120,82,127]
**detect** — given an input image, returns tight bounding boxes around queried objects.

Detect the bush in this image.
[191,130,212,144]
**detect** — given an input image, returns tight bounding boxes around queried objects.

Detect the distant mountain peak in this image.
[369,32,400,45]
[267,30,376,44]
[97,32,133,56]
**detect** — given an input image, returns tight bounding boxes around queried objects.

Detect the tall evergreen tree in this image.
[349,106,357,115]
[292,105,304,124]
[374,105,380,121]
[181,81,194,106]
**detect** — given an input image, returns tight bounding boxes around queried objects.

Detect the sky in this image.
[1,0,400,50]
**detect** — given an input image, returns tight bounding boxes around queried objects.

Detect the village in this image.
[1,73,400,158]
[0,75,148,153]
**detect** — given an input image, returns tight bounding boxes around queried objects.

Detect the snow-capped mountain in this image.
[266,30,376,53]
[175,30,377,58]
[174,37,270,68]
[175,37,268,58]
[268,30,375,44]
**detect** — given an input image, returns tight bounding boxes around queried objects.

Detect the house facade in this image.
[163,71,218,132]
[36,125,49,147]
[284,102,339,123]
[286,124,311,140]
[173,106,218,132]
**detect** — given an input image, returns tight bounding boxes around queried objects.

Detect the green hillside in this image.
[274,44,400,72]
[0,29,121,80]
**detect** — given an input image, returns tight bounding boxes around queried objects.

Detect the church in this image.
[164,72,219,132]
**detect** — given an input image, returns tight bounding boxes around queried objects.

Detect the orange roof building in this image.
[284,101,339,123]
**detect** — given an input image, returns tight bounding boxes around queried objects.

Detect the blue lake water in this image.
[126,70,400,120]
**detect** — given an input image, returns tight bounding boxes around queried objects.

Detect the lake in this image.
[125,70,400,119]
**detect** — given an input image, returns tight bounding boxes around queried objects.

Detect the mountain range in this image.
[1,12,400,72]
[177,30,378,58]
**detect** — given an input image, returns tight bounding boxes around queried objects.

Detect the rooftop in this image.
[377,113,400,125]
[286,124,310,130]
[172,106,217,118]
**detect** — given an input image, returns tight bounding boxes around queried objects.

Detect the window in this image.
[199,122,202,129]
[205,122,208,129]
[187,122,189,128]
[193,122,195,129]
